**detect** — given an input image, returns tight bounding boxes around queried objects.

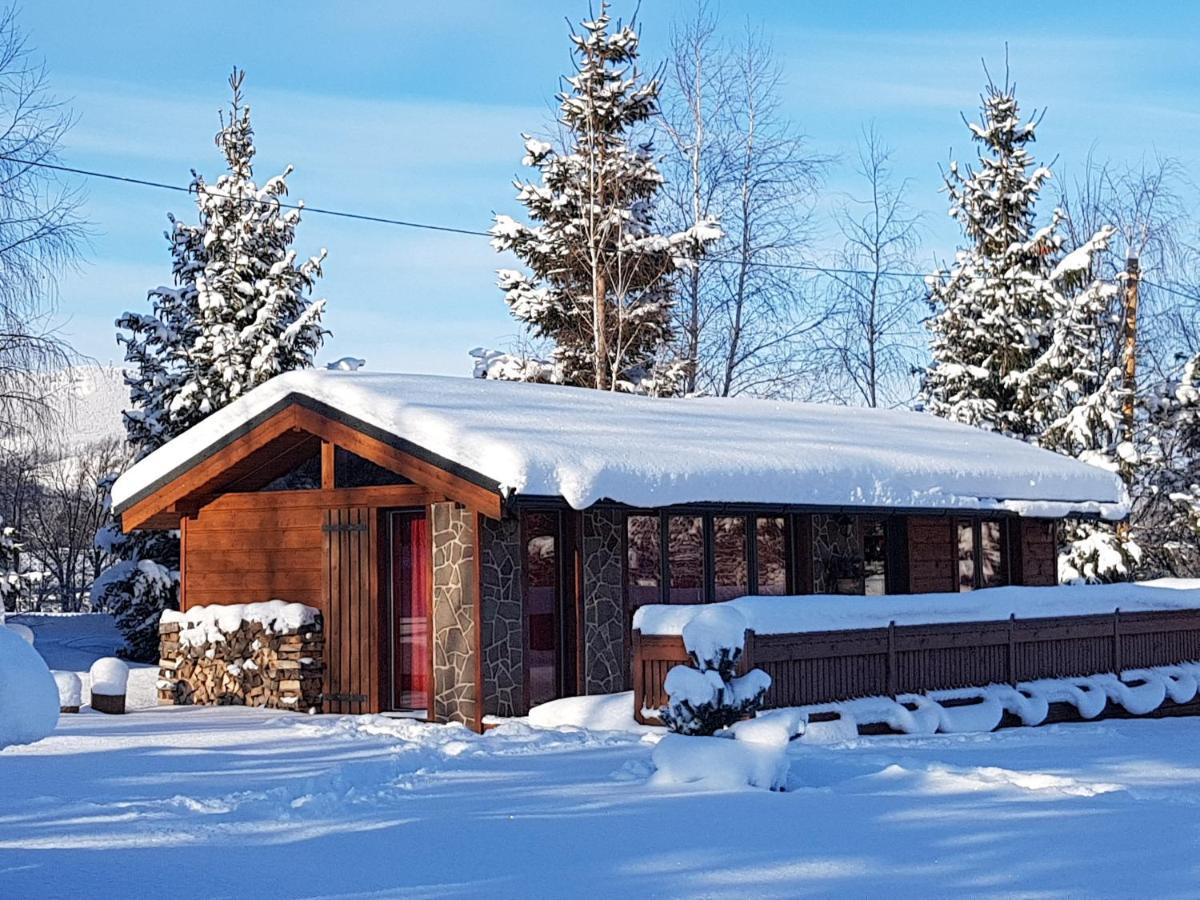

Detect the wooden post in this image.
[631,628,644,725]
[320,441,335,491]
[1008,613,1017,687]
[1113,608,1122,675]
[886,620,897,696]
[1118,256,1139,541]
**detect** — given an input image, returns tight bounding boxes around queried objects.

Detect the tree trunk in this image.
[593,268,608,390]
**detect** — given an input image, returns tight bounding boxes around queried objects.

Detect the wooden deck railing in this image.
[632,608,1200,723]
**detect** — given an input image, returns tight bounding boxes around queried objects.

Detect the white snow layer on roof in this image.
[111,370,1127,516]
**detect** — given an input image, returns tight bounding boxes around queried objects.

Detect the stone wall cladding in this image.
[812,513,864,594]
[479,514,524,717]
[582,507,626,694]
[431,502,478,726]
[157,617,324,710]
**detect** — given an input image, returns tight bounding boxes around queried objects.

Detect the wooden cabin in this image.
[111,370,1127,730]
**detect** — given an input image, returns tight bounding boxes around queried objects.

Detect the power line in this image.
[0,153,933,278]
[0,154,493,238]
[10,153,1200,298]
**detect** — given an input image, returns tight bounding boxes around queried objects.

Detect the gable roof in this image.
[111,370,1128,521]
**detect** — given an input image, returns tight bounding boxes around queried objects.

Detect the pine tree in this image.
[489,4,720,393]
[0,517,29,613]
[923,73,1136,581]
[94,69,328,659]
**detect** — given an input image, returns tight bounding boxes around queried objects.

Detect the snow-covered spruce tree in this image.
[170,68,327,422]
[489,5,720,394]
[94,68,328,659]
[0,517,29,613]
[660,607,770,736]
[922,75,1136,581]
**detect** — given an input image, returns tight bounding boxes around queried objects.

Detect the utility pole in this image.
[1117,253,1139,541]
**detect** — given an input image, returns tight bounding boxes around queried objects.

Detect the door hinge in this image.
[323,522,369,534]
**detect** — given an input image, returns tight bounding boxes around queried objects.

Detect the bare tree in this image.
[817,126,924,407]
[23,437,123,610]
[659,10,827,397]
[0,7,85,439]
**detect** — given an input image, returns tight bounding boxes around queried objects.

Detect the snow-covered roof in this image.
[110,370,1127,519]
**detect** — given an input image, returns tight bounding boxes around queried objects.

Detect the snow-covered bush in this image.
[659,606,771,736]
[0,623,59,747]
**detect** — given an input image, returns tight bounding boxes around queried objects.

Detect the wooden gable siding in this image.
[120,401,502,532]
[907,517,956,594]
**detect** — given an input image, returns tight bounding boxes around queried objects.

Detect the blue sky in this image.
[23,1,1200,374]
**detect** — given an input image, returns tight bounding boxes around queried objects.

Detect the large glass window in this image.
[626,514,661,608]
[713,516,748,601]
[863,518,888,596]
[668,515,705,603]
[957,521,976,591]
[755,516,788,595]
[980,520,1006,588]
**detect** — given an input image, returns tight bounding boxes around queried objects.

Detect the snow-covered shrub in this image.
[659,606,771,736]
[0,624,59,747]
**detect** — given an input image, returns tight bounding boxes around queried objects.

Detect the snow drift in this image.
[0,624,59,748]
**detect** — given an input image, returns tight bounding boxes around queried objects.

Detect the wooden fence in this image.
[632,608,1200,723]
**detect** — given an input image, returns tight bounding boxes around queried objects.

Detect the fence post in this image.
[1008,613,1017,687]
[1113,609,1122,675]
[631,628,645,725]
[742,629,757,674]
[887,620,897,696]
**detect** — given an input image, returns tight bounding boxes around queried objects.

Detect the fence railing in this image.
[632,608,1200,724]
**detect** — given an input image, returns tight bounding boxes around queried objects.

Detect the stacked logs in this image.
[158,616,324,711]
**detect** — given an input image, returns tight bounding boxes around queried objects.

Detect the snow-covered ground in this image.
[6,614,1200,898]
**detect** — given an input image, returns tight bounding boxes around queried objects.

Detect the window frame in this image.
[622,508,795,605]
[954,516,1011,591]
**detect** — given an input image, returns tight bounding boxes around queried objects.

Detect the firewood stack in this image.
[157,616,324,711]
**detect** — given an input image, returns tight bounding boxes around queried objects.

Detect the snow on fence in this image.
[632,586,1200,724]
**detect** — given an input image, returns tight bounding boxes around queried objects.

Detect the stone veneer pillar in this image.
[812,513,864,594]
[581,507,625,694]
[479,514,524,717]
[430,502,477,726]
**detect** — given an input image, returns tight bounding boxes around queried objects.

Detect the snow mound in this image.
[526,692,649,732]
[53,671,82,708]
[162,600,318,647]
[5,621,34,645]
[110,369,1126,518]
[0,625,59,747]
[650,732,787,791]
[89,658,129,695]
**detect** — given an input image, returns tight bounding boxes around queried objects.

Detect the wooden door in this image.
[322,506,378,714]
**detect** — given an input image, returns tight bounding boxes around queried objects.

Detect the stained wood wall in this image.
[182,492,325,609]
[906,518,956,593]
